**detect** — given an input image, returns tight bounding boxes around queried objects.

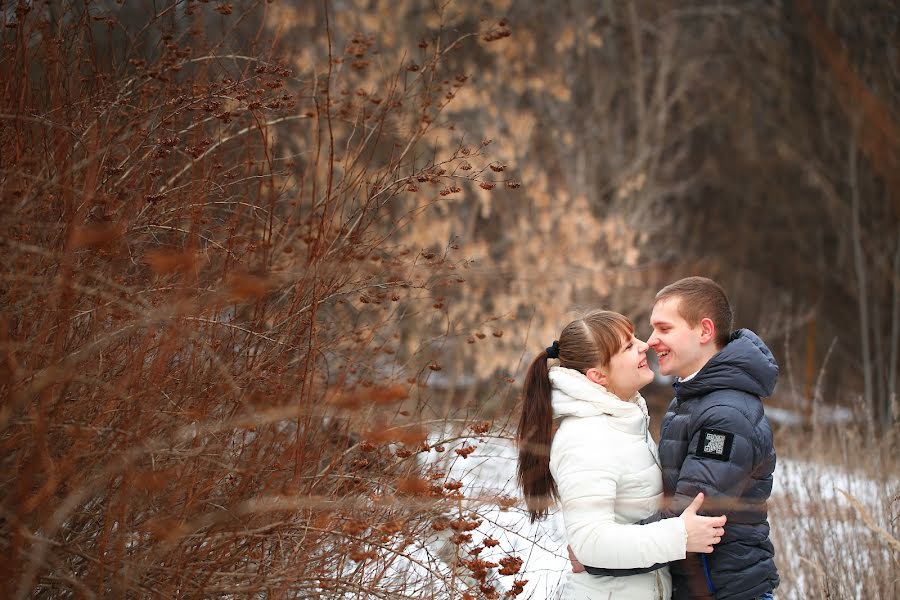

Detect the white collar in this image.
[548,367,648,434]
[679,368,701,383]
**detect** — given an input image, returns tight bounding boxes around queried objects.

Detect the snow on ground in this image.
[422,429,571,599]
[413,429,897,600]
[768,456,898,599]
[772,457,886,508]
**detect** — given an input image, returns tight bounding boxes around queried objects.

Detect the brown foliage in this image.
[0,1,519,597]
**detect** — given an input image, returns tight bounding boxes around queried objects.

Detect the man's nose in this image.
[647,335,659,347]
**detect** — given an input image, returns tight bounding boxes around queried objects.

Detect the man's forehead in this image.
[650,297,682,324]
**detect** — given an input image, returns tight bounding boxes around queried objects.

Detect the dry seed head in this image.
[145,517,187,541]
[395,476,429,496]
[497,496,517,510]
[227,272,270,301]
[455,444,476,458]
[341,519,368,535]
[145,249,196,274]
[449,532,473,545]
[499,556,523,575]
[72,223,124,248]
[378,519,404,534]
[348,548,377,562]
[364,425,426,446]
[470,421,492,434]
[133,469,173,491]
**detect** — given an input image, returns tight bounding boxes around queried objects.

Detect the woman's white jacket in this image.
[549,366,686,600]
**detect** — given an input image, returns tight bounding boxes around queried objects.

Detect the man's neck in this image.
[678,346,720,381]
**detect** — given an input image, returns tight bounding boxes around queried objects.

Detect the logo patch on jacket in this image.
[697,428,734,461]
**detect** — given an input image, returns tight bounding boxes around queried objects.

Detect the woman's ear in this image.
[585,367,608,387]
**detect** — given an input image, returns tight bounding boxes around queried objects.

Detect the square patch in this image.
[696,428,734,461]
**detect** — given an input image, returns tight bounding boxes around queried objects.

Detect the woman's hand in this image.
[681,492,727,553]
[567,544,586,573]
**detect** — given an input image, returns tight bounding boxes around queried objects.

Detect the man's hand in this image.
[567,544,585,573]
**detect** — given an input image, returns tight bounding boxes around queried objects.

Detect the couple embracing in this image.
[517,277,779,600]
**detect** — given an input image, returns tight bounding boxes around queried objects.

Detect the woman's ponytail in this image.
[517,350,558,522]
[516,311,633,522]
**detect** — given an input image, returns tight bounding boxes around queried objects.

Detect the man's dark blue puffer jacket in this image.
[656,328,780,600]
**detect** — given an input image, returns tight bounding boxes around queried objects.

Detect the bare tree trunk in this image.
[849,129,874,423]
[888,232,900,429]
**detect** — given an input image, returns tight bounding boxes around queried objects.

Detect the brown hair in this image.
[655,276,734,348]
[516,310,633,522]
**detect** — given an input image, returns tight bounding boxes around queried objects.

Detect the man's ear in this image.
[699,317,716,345]
[585,367,608,387]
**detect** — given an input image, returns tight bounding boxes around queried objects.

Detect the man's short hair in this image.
[656,277,734,348]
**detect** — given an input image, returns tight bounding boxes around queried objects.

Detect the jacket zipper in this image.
[701,554,716,594]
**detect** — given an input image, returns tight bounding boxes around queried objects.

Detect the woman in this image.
[517,310,726,600]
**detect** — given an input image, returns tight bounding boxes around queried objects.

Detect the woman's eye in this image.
[625,343,633,350]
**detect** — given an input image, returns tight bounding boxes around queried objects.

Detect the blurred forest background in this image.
[1,0,897,598]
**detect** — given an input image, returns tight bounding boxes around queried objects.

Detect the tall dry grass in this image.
[767,412,900,599]
[1,2,522,597]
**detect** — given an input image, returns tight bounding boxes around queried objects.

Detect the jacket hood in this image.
[676,328,779,399]
[549,366,647,420]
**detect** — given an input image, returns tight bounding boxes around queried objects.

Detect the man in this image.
[573,277,779,599]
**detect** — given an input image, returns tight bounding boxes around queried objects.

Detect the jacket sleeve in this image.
[666,403,757,517]
[553,425,687,568]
